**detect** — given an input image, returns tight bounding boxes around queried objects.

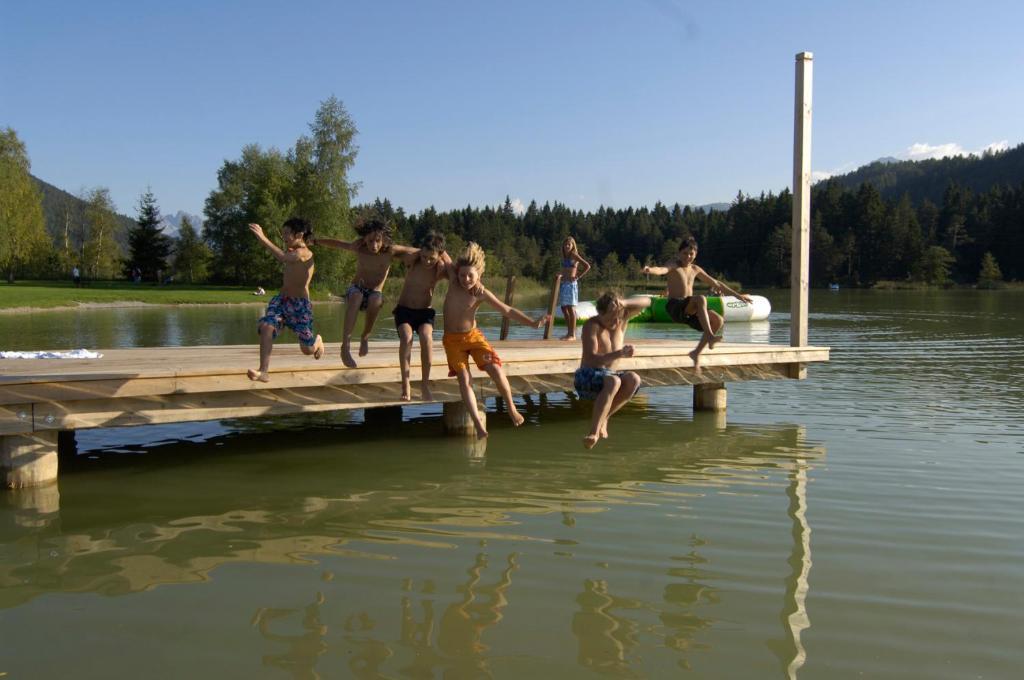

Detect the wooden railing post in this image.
[791,51,813,350]
[499,275,517,341]
[543,274,562,340]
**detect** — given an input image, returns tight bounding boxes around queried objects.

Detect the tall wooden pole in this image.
[791,52,813,350]
[543,274,562,340]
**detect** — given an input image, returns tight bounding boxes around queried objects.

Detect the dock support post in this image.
[791,51,813,362]
[58,430,78,462]
[693,383,727,412]
[543,274,562,340]
[499,275,517,341]
[2,432,59,489]
[364,405,403,427]
[443,401,486,436]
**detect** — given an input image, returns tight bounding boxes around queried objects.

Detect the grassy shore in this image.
[0,276,552,311]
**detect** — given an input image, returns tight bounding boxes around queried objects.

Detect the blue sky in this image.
[3,0,1022,218]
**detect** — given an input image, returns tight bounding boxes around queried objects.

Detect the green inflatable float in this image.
[556,294,771,324]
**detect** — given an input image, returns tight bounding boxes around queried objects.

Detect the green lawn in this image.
[0,281,332,309]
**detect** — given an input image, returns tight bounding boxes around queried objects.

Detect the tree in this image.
[173,216,212,283]
[0,128,50,282]
[126,189,172,282]
[598,252,625,283]
[977,252,1003,289]
[914,246,955,286]
[81,188,124,279]
[204,96,359,288]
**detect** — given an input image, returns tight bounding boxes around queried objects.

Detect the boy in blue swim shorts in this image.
[575,291,650,448]
[246,218,325,382]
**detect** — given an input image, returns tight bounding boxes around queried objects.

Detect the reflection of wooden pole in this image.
[499,275,517,341]
[543,274,562,340]
[791,51,813,351]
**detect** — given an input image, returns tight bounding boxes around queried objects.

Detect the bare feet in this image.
[476,427,489,440]
[312,335,325,360]
[689,348,702,374]
[599,424,609,439]
[559,334,575,341]
[400,387,412,402]
[708,334,720,350]
[247,368,270,383]
[341,342,357,368]
[583,434,599,449]
[420,382,433,401]
[509,409,525,427]
[359,337,369,356]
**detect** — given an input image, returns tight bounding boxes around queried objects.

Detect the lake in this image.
[1,289,1022,678]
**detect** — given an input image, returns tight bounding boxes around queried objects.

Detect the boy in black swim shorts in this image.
[394,231,450,401]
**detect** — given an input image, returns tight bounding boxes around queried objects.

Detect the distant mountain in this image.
[32,176,135,248]
[821,143,1024,204]
[697,202,730,212]
[160,210,204,236]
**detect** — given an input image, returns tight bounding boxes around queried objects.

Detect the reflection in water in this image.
[572,578,640,677]
[0,415,822,677]
[253,591,329,679]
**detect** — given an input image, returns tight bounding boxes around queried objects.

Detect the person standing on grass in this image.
[558,236,591,341]
[246,218,325,382]
[442,242,549,439]
[312,214,417,367]
[72,265,81,287]
[642,236,752,371]
[575,292,650,449]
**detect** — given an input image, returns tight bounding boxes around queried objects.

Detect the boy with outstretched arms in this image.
[442,242,549,439]
[642,236,752,370]
[576,292,650,448]
[247,219,325,382]
[394,231,451,401]
[313,214,417,367]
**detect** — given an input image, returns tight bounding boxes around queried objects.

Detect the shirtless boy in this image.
[394,231,450,401]
[443,242,549,439]
[247,219,325,382]
[313,214,417,367]
[576,292,651,449]
[643,236,753,370]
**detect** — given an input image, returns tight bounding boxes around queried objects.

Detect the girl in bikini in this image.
[558,237,591,341]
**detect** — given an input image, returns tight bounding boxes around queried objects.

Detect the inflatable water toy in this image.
[557,294,771,324]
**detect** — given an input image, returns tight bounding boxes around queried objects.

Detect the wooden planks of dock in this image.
[1,339,828,436]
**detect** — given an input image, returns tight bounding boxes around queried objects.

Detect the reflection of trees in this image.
[252,591,328,680]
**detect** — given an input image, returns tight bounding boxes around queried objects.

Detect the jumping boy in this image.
[313,214,417,367]
[643,236,752,370]
[394,231,451,401]
[247,219,325,382]
[576,292,650,449]
[443,242,549,439]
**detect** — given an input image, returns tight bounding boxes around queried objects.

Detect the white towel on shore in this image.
[0,349,103,359]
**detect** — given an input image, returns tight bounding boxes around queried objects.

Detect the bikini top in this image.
[562,258,575,268]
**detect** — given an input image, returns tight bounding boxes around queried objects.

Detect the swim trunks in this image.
[393,305,436,333]
[346,283,383,311]
[574,366,638,400]
[558,279,579,307]
[665,296,704,332]
[442,328,502,376]
[258,294,316,347]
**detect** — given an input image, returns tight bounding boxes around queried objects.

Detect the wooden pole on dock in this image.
[543,274,562,340]
[499,275,517,341]
[791,51,813,351]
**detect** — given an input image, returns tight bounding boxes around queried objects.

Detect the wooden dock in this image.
[1,339,828,487]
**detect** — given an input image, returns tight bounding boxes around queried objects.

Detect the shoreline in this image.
[0,299,346,315]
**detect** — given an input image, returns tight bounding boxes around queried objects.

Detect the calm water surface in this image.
[1,290,1022,678]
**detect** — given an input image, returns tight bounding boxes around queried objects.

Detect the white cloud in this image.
[905,139,1010,161]
[510,197,526,216]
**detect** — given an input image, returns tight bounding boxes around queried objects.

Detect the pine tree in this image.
[126,189,172,282]
[977,252,1003,289]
